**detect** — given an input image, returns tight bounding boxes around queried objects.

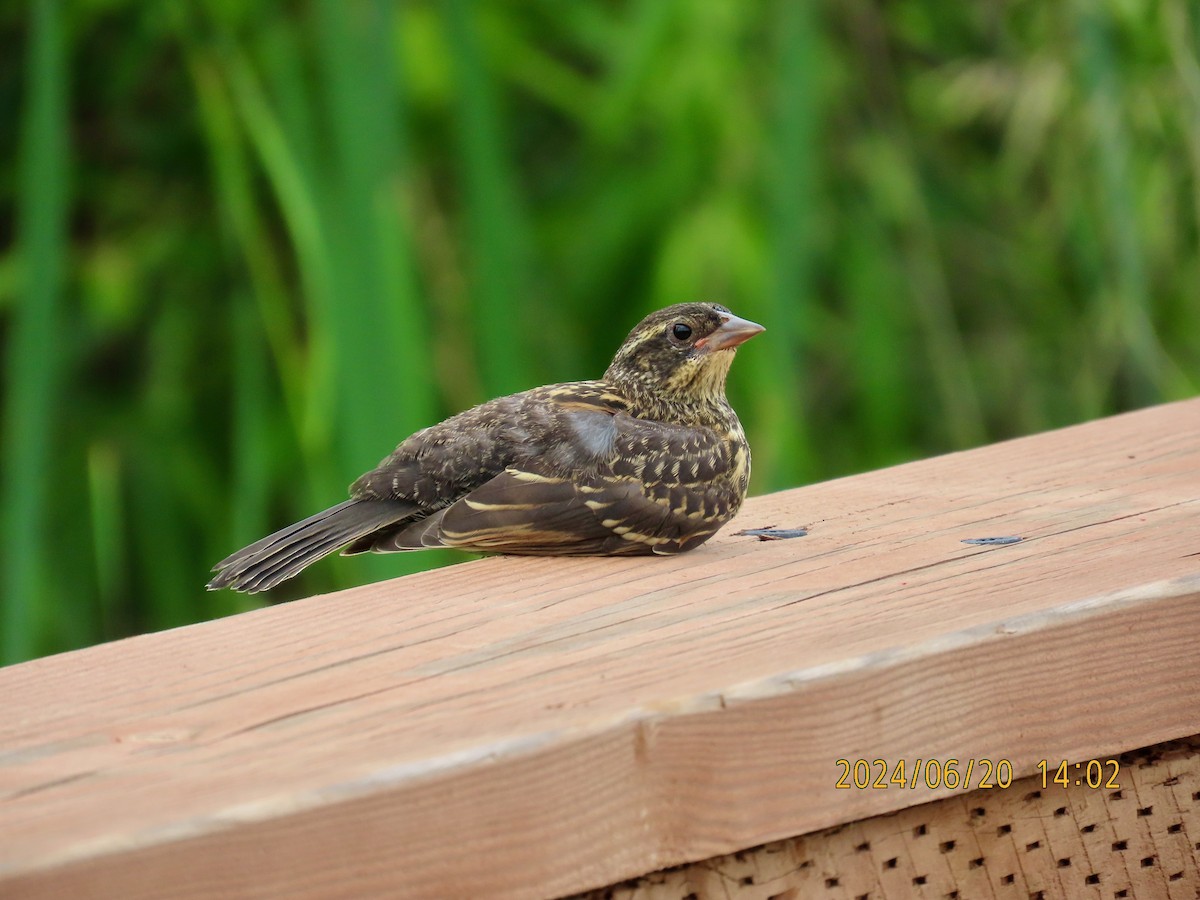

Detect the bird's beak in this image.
[695,313,765,353]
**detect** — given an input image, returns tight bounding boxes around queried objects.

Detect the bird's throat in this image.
[609,350,737,428]
[665,350,736,401]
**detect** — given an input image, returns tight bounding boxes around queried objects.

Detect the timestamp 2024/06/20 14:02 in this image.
[834,758,1123,792]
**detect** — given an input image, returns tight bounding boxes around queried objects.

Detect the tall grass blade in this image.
[753,0,821,490]
[2,0,69,663]
[312,0,434,583]
[443,0,530,397]
[1074,1,1171,401]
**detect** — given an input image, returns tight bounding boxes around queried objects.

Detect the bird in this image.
[208,302,763,592]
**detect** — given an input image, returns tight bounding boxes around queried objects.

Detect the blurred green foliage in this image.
[2,0,1197,663]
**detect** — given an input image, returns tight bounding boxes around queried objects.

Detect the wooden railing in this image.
[2,399,1199,899]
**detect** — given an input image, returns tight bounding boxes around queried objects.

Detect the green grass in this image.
[1,0,1197,662]
[3,0,68,661]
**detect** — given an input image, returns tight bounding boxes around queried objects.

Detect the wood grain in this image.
[2,399,1199,899]
[569,736,1200,899]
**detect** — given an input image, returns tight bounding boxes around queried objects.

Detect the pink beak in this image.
[695,312,765,352]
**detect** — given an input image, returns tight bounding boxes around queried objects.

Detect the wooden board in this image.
[570,735,1200,899]
[1,399,1199,899]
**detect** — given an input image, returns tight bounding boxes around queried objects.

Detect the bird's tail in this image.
[207,498,416,593]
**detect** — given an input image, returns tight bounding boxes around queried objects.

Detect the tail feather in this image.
[225,532,348,595]
[342,507,450,554]
[208,498,417,593]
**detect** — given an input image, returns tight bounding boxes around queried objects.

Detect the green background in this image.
[3,0,1197,663]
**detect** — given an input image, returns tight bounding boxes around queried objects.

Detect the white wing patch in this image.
[565,408,618,459]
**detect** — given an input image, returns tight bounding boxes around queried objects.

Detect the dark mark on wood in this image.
[735,526,809,541]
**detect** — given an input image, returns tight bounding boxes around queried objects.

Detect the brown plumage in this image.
[208,302,763,592]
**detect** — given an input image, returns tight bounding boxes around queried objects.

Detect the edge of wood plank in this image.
[9,572,1200,899]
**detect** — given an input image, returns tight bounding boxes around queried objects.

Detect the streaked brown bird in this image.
[208,302,763,592]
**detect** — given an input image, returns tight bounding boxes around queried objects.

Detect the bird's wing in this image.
[415,410,740,556]
[431,468,639,554]
[348,384,622,502]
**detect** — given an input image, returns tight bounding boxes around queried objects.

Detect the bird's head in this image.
[604,303,764,409]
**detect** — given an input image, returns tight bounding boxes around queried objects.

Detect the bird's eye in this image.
[671,322,693,342]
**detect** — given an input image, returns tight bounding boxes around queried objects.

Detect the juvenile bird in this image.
[208,302,763,592]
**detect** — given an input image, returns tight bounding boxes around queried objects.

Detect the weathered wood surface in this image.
[1,399,1199,900]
